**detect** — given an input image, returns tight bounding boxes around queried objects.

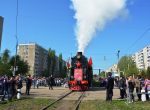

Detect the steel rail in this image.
[41,90,73,110]
[74,91,85,110]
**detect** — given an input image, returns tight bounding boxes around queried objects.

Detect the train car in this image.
[68,52,93,91]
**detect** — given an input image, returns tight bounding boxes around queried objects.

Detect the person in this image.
[118,76,126,99]
[36,78,39,89]
[127,75,135,103]
[32,77,36,89]
[16,75,23,99]
[1,76,8,101]
[7,76,13,100]
[25,75,32,95]
[144,77,150,100]
[134,75,141,101]
[48,75,54,90]
[106,72,114,101]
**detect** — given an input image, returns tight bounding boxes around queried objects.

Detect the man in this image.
[1,76,8,101]
[47,75,53,90]
[106,72,114,101]
[26,75,32,95]
[118,76,126,99]
[16,75,23,99]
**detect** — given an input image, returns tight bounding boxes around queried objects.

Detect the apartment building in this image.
[106,64,117,73]
[17,43,66,77]
[17,43,48,76]
[133,45,150,70]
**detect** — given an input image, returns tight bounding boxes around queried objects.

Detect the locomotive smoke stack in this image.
[77,52,82,56]
[77,52,82,59]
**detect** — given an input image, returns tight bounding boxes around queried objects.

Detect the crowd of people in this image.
[1,72,150,103]
[0,74,23,101]
[0,74,68,101]
[104,72,150,103]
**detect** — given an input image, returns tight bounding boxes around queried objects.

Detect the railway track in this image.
[41,90,73,110]
[74,91,85,110]
[40,91,85,110]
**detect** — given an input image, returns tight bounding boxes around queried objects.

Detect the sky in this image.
[0,0,150,72]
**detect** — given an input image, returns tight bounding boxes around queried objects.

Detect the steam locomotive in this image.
[68,52,93,91]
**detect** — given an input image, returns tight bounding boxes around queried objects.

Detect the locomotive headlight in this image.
[77,55,81,59]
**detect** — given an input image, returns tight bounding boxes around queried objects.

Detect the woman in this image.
[127,75,135,103]
[144,77,150,100]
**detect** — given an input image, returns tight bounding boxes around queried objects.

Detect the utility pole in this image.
[13,0,19,76]
[117,50,120,77]
[103,56,107,77]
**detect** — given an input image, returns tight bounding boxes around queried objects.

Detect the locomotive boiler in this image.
[68,52,93,91]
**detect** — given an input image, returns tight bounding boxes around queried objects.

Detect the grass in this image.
[0,98,150,110]
[0,97,53,110]
[80,100,150,110]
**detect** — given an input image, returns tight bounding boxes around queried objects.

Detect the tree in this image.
[47,48,52,76]
[0,61,11,76]
[118,56,138,76]
[147,67,150,78]
[9,55,29,76]
[62,66,67,78]
[0,49,11,76]
[51,50,56,75]
[59,53,63,77]
[1,49,10,64]
[99,71,106,78]
[140,69,146,78]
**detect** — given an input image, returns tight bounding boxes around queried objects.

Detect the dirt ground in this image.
[21,85,121,100]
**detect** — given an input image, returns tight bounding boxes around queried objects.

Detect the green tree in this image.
[47,48,52,76]
[62,65,67,78]
[140,69,146,78]
[0,49,11,76]
[41,69,49,77]
[59,53,63,77]
[146,67,150,78]
[99,71,106,78]
[1,49,10,64]
[0,61,11,76]
[118,56,138,76]
[51,50,56,75]
[9,55,29,76]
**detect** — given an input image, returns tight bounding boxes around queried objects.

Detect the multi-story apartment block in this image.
[17,43,48,76]
[17,43,67,77]
[133,45,150,70]
[0,16,4,49]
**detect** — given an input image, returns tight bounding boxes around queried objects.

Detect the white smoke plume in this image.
[71,0,128,52]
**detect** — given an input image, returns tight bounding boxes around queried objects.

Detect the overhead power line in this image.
[126,27,150,52]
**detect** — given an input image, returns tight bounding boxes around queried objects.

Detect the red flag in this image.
[88,57,93,66]
[67,62,70,68]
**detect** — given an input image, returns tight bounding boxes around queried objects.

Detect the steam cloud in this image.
[71,0,128,52]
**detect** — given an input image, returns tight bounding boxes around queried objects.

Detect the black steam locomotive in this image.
[68,52,93,91]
